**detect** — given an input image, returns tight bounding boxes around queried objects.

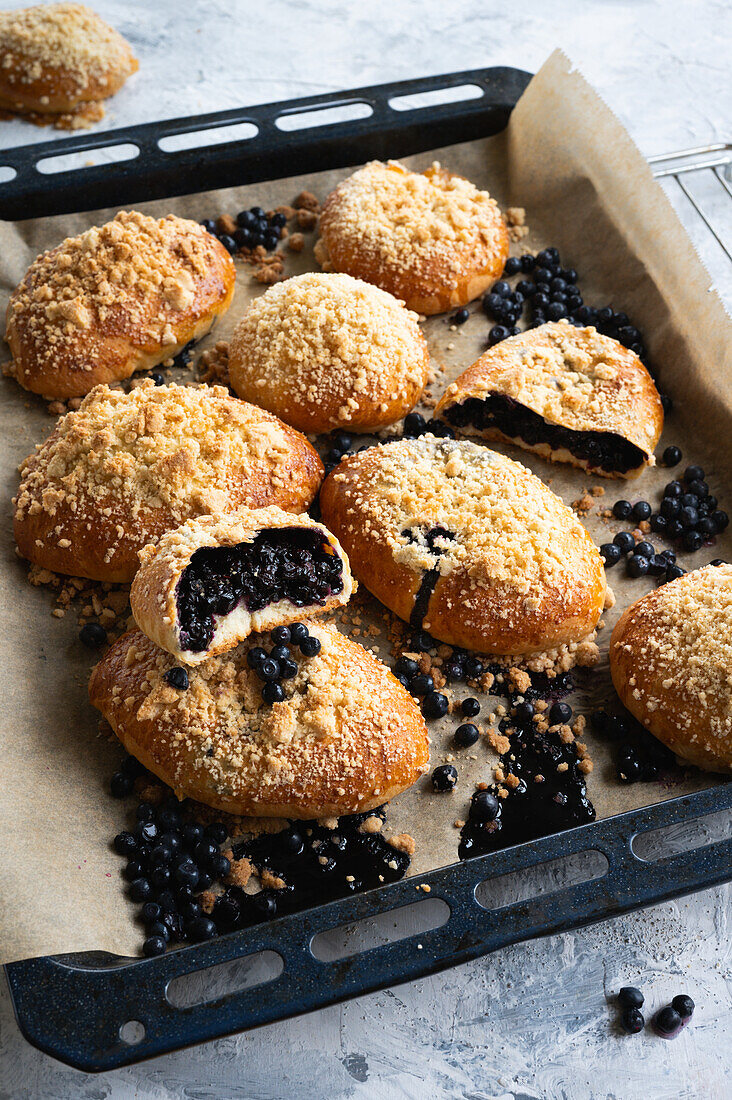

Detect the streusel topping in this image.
[229,272,429,418]
[327,435,601,596]
[0,4,137,93]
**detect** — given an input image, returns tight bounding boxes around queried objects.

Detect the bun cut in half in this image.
[131,507,354,665]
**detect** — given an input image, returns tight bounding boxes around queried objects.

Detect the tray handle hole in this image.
[158,121,259,153]
[119,1020,145,1045]
[310,896,449,962]
[35,143,140,175]
[275,100,373,133]
[475,849,608,911]
[631,807,731,862]
[166,949,283,1009]
[388,83,484,112]
[0,166,16,184]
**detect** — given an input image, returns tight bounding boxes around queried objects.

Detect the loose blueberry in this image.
[110,771,133,798]
[188,916,217,942]
[618,986,645,1009]
[682,530,703,552]
[114,831,137,856]
[452,307,470,324]
[613,500,633,520]
[471,789,499,821]
[79,622,107,648]
[503,257,522,276]
[635,541,655,559]
[613,531,636,554]
[409,674,434,697]
[394,656,419,679]
[422,692,449,720]
[654,1006,683,1039]
[600,543,621,566]
[289,622,309,644]
[129,878,152,902]
[262,682,285,704]
[455,723,480,747]
[143,934,167,957]
[461,697,481,718]
[403,412,427,437]
[621,1007,644,1034]
[671,994,694,1021]
[684,465,704,482]
[141,901,162,924]
[431,764,458,792]
[300,635,321,657]
[164,667,189,690]
[206,822,228,845]
[627,555,649,578]
[488,325,510,346]
[174,859,200,889]
[632,501,652,522]
[514,701,535,724]
[271,625,291,645]
[549,701,572,725]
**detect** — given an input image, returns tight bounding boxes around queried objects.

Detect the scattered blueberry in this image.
[549,701,572,726]
[461,697,481,718]
[431,765,458,792]
[632,501,652,522]
[143,934,167,957]
[165,667,189,690]
[613,531,636,554]
[618,986,645,1009]
[300,635,321,657]
[470,790,499,822]
[409,674,434,697]
[79,622,107,648]
[621,1007,645,1034]
[452,307,470,324]
[654,1005,683,1039]
[455,723,480,747]
[262,682,285,704]
[422,692,449,720]
[110,771,133,798]
[672,994,694,1021]
[600,542,621,566]
[613,500,633,520]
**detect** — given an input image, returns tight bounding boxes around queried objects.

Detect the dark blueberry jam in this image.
[444,394,645,475]
[459,718,595,860]
[402,525,455,630]
[176,528,344,652]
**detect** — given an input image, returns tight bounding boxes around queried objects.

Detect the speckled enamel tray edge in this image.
[3,68,732,1073]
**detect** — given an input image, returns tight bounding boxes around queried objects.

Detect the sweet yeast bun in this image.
[89,622,429,818]
[435,321,663,479]
[0,4,138,120]
[131,507,354,665]
[228,272,430,433]
[14,382,323,583]
[610,563,732,773]
[319,435,606,655]
[6,211,235,399]
[315,160,509,315]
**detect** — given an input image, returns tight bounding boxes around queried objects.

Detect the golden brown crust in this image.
[316,161,509,315]
[130,506,355,664]
[89,623,430,817]
[434,321,664,478]
[610,564,732,773]
[14,382,324,583]
[228,272,430,433]
[6,211,235,399]
[0,4,138,115]
[319,435,605,655]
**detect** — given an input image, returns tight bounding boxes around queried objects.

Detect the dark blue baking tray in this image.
[3,67,731,1072]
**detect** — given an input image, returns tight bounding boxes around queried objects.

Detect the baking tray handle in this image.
[0,65,532,220]
[6,784,731,1072]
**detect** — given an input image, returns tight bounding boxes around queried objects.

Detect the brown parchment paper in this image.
[1,50,730,965]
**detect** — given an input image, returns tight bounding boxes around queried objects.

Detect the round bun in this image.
[610,564,732,773]
[319,435,605,655]
[435,321,663,479]
[228,272,430,433]
[0,4,138,119]
[14,382,323,583]
[315,160,509,315]
[6,211,235,399]
[131,506,355,665]
[89,622,429,818]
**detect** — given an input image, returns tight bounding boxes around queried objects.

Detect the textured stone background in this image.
[1,1,730,1096]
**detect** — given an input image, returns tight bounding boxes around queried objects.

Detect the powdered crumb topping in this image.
[318,160,506,283]
[7,211,234,382]
[328,435,601,597]
[437,321,663,460]
[0,4,137,95]
[612,564,732,757]
[15,382,322,558]
[93,621,428,809]
[229,272,429,424]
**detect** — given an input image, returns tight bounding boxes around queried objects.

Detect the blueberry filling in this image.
[176,528,344,652]
[402,525,455,630]
[444,394,646,474]
[459,713,595,860]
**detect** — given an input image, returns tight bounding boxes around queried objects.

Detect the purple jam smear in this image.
[176,528,344,653]
[444,394,645,475]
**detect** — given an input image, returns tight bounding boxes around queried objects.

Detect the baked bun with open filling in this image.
[131,507,354,665]
[228,272,430,433]
[6,211,235,399]
[435,321,663,478]
[610,563,732,773]
[0,4,138,124]
[14,382,323,583]
[315,160,509,315]
[319,435,606,655]
[89,622,429,818]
